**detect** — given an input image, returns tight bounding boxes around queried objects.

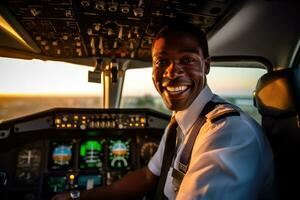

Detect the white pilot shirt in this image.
[148,86,274,200]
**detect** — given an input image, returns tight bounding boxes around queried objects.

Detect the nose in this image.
[163,62,184,79]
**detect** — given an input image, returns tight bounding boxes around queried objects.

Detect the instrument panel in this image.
[0,108,169,200]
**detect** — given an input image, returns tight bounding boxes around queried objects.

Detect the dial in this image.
[140,142,158,165]
[108,139,131,169]
[15,149,41,184]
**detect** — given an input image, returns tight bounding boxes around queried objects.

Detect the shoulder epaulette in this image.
[208,109,240,123]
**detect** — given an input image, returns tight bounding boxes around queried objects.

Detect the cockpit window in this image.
[121,68,170,115]
[0,57,102,121]
[122,66,266,122]
[0,56,266,123]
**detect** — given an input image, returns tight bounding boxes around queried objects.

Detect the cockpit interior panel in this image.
[0,108,169,200]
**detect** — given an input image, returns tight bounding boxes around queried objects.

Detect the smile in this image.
[166,86,189,94]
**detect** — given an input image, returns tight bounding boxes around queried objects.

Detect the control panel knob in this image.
[108,2,118,12]
[95,1,105,11]
[81,0,90,7]
[94,23,101,31]
[133,7,144,17]
[120,5,130,14]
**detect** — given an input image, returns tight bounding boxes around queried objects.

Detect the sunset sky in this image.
[0,57,266,97]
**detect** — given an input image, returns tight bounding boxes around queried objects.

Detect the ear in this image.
[204,57,211,74]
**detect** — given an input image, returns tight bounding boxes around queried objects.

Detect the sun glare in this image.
[0,57,102,96]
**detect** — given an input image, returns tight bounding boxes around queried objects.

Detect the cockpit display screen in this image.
[77,174,102,190]
[108,139,132,169]
[46,176,67,193]
[79,140,104,169]
[48,140,74,170]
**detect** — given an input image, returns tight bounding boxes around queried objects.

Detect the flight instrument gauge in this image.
[140,142,158,165]
[15,149,41,184]
[108,139,131,169]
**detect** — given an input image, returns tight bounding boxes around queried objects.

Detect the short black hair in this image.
[153,21,209,58]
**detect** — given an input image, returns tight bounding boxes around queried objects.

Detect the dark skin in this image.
[51,31,210,200]
[152,32,210,111]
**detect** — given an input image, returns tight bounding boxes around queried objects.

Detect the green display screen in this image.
[79,140,104,169]
[46,176,67,193]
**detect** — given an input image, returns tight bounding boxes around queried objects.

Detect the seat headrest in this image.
[254,68,300,118]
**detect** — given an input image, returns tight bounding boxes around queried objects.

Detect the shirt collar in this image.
[174,85,214,135]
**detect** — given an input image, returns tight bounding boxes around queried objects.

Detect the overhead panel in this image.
[2,0,233,60]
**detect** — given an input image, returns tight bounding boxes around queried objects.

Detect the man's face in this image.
[152,32,210,111]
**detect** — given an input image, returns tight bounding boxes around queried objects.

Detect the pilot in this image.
[52,21,274,200]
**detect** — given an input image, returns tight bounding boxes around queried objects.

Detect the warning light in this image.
[69,174,75,180]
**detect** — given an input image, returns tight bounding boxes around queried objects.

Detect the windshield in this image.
[0,57,102,121]
[0,57,266,122]
[122,66,266,122]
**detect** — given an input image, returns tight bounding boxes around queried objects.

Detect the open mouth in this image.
[165,85,190,95]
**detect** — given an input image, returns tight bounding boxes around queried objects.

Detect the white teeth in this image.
[166,86,188,92]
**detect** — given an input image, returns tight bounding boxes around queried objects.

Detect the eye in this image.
[154,59,169,68]
[180,57,196,65]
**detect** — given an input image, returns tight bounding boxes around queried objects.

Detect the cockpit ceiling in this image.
[0,0,234,62]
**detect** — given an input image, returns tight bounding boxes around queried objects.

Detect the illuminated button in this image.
[129,123,133,127]
[82,120,86,124]
[41,40,47,45]
[62,34,69,40]
[67,124,72,128]
[80,124,86,130]
[61,124,66,128]
[69,174,75,184]
[76,41,81,47]
[140,117,146,123]
[82,116,87,120]
[101,121,105,128]
[74,115,79,120]
[56,124,60,128]
[55,118,62,124]
[63,116,68,122]
[35,36,42,41]
[52,41,58,46]
[74,124,77,128]
[89,121,94,128]
[69,174,75,180]
[135,123,139,127]
[112,121,116,127]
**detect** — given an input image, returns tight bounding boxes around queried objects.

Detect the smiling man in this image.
[152,28,210,111]
[52,21,274,200]
[148,22,275,200]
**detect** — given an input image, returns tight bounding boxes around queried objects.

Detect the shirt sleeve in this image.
[176,114,271,200]
[148,130,167,176]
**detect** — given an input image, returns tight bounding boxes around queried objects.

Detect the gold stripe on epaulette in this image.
[207,109,240,123]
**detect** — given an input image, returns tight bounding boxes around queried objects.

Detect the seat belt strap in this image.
[154,117,178,200]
